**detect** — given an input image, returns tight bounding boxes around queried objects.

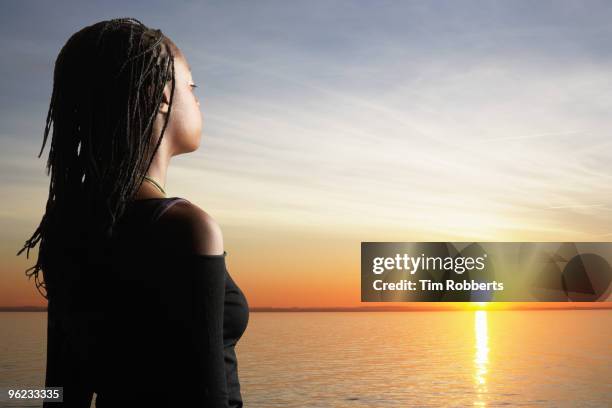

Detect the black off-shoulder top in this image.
[42,197,249,408]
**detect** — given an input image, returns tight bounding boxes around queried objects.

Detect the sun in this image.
[471,301,488,309]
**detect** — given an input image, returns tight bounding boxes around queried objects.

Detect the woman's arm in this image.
[190,254,230,407]
[162,200,230,407]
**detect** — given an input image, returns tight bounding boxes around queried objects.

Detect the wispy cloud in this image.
[2,1,612,241]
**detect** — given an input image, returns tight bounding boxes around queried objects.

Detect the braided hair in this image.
[17,18,178,300]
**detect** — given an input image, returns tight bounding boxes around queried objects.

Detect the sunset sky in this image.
[1,1,612,307]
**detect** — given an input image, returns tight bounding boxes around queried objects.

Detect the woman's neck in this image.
[133,143,171,200]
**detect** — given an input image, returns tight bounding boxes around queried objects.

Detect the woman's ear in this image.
[158,84,171,114]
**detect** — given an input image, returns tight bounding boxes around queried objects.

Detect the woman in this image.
[17,18,249,407]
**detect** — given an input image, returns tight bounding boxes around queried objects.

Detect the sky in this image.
[1,0,612,307]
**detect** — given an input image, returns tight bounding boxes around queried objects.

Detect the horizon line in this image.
[2,304,611,312]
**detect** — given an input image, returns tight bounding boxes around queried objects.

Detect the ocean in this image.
[0,310,610,407]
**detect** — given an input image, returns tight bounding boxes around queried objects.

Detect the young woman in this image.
[17,17,249,408]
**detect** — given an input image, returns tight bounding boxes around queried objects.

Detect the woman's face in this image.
[159,49,202,155]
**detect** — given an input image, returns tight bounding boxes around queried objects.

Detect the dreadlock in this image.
[16,17,178,300]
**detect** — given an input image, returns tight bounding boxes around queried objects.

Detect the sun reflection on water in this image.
[474,310,489,407]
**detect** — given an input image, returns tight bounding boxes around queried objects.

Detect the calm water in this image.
[0,310,611,407]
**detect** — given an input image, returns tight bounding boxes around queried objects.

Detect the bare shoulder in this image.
[156,199,224,256]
